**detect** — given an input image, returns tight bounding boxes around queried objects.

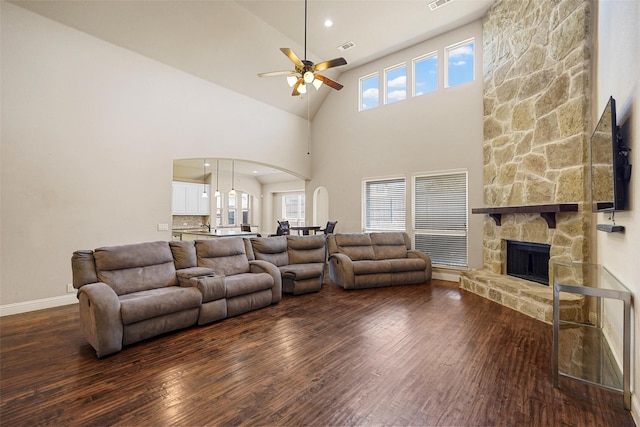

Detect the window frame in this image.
[359,72,380,111]
[412,169,468,268]
[412,51,438,97]
[444,37,475,89]
[282,192,305,226]
[383,62,407,105]
[362,176,407,232]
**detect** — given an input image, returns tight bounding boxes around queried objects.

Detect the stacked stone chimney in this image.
[460,0,592,323]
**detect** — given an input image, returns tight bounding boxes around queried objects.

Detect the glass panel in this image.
[385,64,407,104]
[413,54,438,96]
[446,39,474,87]
[360,73,379,111]
[365,178,406,230]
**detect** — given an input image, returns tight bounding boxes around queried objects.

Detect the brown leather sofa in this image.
[71,238,281,358]
[327,232,432,290]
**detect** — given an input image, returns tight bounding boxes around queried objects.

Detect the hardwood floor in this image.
[1,279,634,426]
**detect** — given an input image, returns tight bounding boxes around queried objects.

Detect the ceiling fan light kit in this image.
[258,0,347,96]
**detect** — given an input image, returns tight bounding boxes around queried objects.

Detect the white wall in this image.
[0,3,310,308]
[309,20,485,270]
[594,0,640,417]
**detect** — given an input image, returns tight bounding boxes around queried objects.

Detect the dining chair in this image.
[315,220,337,235]
[277,220,291,235]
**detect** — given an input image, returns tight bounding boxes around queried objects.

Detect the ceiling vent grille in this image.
[337,41,356,52]
[428,0,453,11]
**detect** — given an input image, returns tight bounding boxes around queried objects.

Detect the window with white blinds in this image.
[364,178,406,231]
[414,171,468,267]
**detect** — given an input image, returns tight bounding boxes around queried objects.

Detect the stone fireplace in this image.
[459,0,592,324]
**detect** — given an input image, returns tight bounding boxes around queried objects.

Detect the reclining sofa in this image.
[327,232,432,289]
[71,238,281,357]
[245,235,327,295]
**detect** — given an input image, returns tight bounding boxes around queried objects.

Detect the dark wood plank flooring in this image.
[1,280,634,426]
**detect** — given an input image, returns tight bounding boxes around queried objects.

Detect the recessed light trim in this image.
[324,19,333,28]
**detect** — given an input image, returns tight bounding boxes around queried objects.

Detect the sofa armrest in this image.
[77,282,123,358]
[328,253,355,288]
[249,260,282,303]
[188,275,225,303]
[408,250,433,281]
[176,267,215,287]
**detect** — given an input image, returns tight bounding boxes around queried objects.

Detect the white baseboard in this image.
[433,269,461,282]
[1,294,78,317]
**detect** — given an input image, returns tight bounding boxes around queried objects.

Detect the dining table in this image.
[290,226,322,235]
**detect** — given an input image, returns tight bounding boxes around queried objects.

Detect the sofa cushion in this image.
[387,258,426,272]
[119,286,202,325]
[250,236,289,266]
[225,272,274,298]
[334,233,375,261]
[196,238,250,276]
[280,263,324,281]
[371,232,408,260]
[352,260,392,275]
[287,235,326,264]
[169,241,197,269]
[94,241,177,295]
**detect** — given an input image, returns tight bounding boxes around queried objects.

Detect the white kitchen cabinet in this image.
[172,182,187,214]
[173,182,210,215]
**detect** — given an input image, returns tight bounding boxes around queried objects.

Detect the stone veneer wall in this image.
[481,0,592,276]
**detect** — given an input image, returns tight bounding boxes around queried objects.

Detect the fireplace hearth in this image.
[506,240,551,286]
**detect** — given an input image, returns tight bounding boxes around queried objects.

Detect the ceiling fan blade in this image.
[315,74,343,91]
[292,78,303,96]
[258,70,296,78]
[281,48,303,67]
[314,57,347,72]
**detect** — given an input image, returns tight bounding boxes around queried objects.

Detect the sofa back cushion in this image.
[332,233,375,261]
[287,235,326,264]
[370,232,409,260]
[250,236,289,266]
[93,241,177,296]
[169,240,197,269]
[196,238,250,276]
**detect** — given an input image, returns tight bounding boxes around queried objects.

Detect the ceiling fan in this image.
[258,0,347,96]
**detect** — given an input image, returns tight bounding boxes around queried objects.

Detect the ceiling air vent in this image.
[337,41,355,52]
[428,0,453,11]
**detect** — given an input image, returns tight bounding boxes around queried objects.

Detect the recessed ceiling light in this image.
[252,170,258,174]
[324,19,333,28]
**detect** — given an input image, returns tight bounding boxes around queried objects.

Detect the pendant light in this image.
[228,160,236,197]
[214,159,221,197]
[201,159,208,198]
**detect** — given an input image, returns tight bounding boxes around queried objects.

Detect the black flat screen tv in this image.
[590,96,632,212]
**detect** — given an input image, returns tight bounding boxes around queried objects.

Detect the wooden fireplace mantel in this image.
[471,203,579,228]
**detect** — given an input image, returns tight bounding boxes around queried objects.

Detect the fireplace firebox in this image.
[506,240,551,285]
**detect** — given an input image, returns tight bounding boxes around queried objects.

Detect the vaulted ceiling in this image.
[10,0,494,119]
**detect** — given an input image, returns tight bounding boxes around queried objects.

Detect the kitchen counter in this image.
[175,229,259,240]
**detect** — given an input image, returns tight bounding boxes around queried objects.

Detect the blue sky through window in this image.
[385,65,406,104]
[360,74,379,110]
[447,41,474,87]
[414,55,438,96]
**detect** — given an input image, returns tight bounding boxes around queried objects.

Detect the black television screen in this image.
[590,96,631,212]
